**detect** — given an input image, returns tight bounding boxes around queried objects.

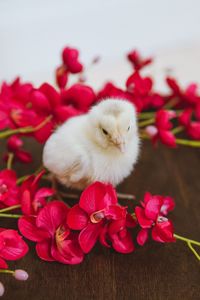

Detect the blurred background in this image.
[1,0,200,90]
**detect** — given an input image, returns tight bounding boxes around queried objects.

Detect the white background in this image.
[0,0,200,88]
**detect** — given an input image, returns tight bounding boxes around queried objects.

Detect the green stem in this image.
[138,118,155,127]
[187,242,200,261]
[0,269,14,274]
[6,152,14,169]
[164,98,179,109]
[172,126,184,135]
[17,175,29,185]
[138,112,155,119]
[0,115,52,139]
[0,213,22,218]
[176,139,200,147]
[0,205,21,213]
[174,234,200,246]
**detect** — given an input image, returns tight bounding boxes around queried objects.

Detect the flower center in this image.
[55,225,70,248]
[157,216,168,223]
[90,210,105,224]
[0,184,8,195]
[10,109,21,123]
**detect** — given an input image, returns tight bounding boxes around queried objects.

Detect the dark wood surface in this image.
[0,140,200,300]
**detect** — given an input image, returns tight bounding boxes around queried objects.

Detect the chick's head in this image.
[88,98,138,152]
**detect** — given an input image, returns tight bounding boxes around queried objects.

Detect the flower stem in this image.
[7,152,14,169]
[172,126,184,135]
[0,269,14,275]
[174,234,200,246]
[0,116,52,139]
[0,205,21,213]
[0,213,22,218]
[187,242,200,261]
[138,118,155,127]
[176,139,200,147]
[17,175,29,185]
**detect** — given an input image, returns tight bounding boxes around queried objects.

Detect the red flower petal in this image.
[135,207,153,228]
[159,130,176,148]
[99,225,110,248]
[36,201,69,235]
[0,230,29,260]
[67,204,89,230]
[137,229,149,246]
[79,182,117,215]
[79,222,103,253]
[110,230,134,254]
[21,190,32,215]
[144,195,162,221]
[36,240,54,261]
[18,216,50,242]
[51,235,84,265]
[152,220,175,243]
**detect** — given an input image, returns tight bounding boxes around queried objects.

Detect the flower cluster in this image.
[0,46,200,295]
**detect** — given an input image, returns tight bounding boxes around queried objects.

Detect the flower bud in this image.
[13,269,29,281]
[0,282,5,297]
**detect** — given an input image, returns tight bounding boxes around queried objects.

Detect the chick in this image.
[43,98,140,190]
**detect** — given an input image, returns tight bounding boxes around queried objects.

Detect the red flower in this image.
[97,82,132,102]
[0,169,19,207]
[0,228,29,269]
[153,110,176,147]
[166,77,200,107]
[18,201,84,265]
[55,65,68,89]
[127,50,153,70]
[67,182,132,254]
[61,83,96,112]
[187,122,200,140]
[6,135,32,164]
[30,83,81,142]
[135,192,175,245]
[99,214,136,253]
[20,170,53,216]
[62,47,83,74]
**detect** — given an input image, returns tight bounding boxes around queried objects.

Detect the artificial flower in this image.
[135,192,175,245]
[67,181,130,253]
[0,228,29,269]
[0,169,19,207]
[18,201,84,265]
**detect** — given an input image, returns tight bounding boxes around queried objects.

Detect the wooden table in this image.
[1,140,200,300]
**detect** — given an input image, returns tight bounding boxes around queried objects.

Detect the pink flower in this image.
[0,228,29,269]
[20,170,54,216]
[18,201,84,265]
[67,182,132,254]
[153,110,176,147]
[135,192,175,245]
[61,83,96,112]
[127,50,153,70]
[62,47,83,74]
[6,135,32,164]
[0,169,19,207]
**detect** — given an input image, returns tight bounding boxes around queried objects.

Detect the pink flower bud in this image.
[145,125,158,137]
[0,282,5,297]
[13,270,29,281]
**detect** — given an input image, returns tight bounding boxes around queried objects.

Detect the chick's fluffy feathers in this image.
[43,98,140,190]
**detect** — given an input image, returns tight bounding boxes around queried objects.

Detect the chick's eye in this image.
[127,126,130,131]
[102,128,108,135]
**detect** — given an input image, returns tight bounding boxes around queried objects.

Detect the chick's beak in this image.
[117,142,126,153]
[113,136,126,153]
